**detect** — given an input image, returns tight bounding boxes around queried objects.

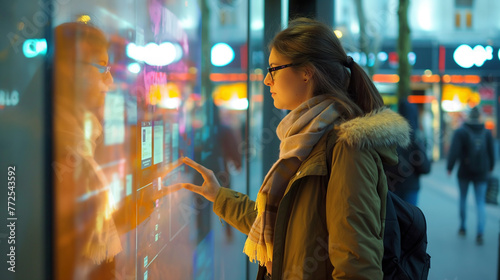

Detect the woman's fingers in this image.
[156,183,185,198]
[152,157,220,203]
[180,183,204,195]
[182,157,215,181]
[160,182,203,196]
[158,157,184,178]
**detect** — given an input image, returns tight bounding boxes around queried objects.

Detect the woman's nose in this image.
[263,72,272,86]
[103,71,114,86]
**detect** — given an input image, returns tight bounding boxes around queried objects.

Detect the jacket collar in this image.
[336,107,410,149]
[288,108,410,184]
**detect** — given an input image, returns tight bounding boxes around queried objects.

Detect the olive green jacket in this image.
[213,108,410,280]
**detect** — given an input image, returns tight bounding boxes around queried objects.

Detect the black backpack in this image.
[462,126,488,174]
[326,131,431,280]
[383,191,431,280]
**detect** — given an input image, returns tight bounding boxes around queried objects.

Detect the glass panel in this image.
[247,1,266,278]
[51,0,249,279]
[204,0,250,279]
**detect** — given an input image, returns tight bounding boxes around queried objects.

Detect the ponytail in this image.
[346,60,385,114]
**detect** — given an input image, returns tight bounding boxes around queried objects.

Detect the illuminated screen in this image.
[1,0,256,278]
[51,1,225,279]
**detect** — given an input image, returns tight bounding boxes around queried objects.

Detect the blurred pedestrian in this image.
[169,17,410,279]
[385,100,431,206]
[447,106,495,245]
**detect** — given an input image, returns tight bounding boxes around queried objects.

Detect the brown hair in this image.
[54,22,109,62]
[53,22,109,104]
[269,17,384,119]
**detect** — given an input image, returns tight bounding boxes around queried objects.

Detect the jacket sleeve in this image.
[447,130,462,172]
[326,142,384,280]
[212,187,258,235]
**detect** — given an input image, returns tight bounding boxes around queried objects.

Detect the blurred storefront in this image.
[347,41,500,160]
[332,0,500,160]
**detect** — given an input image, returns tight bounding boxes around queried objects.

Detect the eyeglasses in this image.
[85,62,111,74]
[267,63,296,81]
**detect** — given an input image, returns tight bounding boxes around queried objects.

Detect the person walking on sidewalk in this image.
[385,100,431,206]
[446,106,495,245]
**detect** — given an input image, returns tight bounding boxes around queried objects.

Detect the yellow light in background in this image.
[424,69,433,76]
[148,84,163,105]
[468,92,480,107]
[382,95,398,105]
[212,83,248,110]
[334,30,343,39]
[166,83,180,98]
[441,84,481,112]
[188,67,198,74]
[152,83,181,109]
[442,84,476,102]
[77,15,91,24]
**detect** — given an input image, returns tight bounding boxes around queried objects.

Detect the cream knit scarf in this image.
[243,95,339,270]
[55,102,123,264]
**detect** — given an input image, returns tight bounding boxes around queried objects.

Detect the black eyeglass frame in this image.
[267,63,296,81]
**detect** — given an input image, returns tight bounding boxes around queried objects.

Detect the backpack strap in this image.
[325,128,338,171]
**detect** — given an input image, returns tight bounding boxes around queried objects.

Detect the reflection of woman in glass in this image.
[53,22,120,279]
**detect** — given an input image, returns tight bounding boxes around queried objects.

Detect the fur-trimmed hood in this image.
[336,107,411,149]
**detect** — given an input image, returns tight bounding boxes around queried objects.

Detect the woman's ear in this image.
[302,66,314,82]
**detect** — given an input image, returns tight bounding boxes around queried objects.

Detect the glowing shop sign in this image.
[211,43,235,67]
[0,90,20,108]
[453,44,493,68]
[23,39,47,58]
[126,42,182,66]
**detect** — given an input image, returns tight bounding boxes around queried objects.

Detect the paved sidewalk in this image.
[419,159,500,280]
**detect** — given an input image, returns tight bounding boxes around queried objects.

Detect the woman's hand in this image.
[178,157,221,202]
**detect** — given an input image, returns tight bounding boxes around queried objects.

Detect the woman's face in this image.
[263,48,312,111]
[75,42,114,113]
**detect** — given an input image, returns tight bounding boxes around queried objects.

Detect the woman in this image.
[178,18,410,279]
[53,22,120,279]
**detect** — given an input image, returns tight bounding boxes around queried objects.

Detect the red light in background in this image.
[388,52,399,67]
[482,105,493,115]
[372,74,399,83]
[408,95,436,104]
[240,44,248,71]
[479,87,495,100]
[485,120,495,130]
[439,45,446,72]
